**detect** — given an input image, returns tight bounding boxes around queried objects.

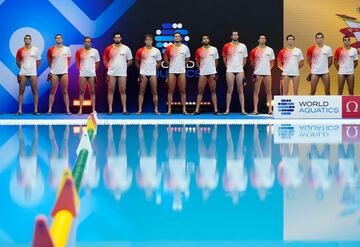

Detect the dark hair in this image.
[231,31,239,36]
[55,34,62,39]
[84,36,92,42]
[315,32,324,38]
[343,35,350,41]
[258,34,266,39]
[286,35,295,40]
[174,32,182,37]
[145,34,153,40]
[201,34,210,40]
[24,34,31,40]
[113,32,122,38]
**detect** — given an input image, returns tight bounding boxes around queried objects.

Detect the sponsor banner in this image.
[274,96,342,119]
[274,124,342,143]
[342,96,360,118]
[342,124,360,143]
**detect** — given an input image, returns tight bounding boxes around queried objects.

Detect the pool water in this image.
[0,124,359,247]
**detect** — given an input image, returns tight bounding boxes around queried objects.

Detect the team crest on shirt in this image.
[337,8,360,48]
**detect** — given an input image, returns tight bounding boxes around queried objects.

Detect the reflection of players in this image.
[164,126,191,210]
[278,143,303,199]
[10,126,44,207]
[308,144,332,201]
[104,125,132,200]
[81,131,99,196]
[48,125,69,188]
[136,125,162,202]
[251,125,274,200]
[335,144,358,187]
[334,36,359,95]
[196,125,218,201]
[222,125,248,204]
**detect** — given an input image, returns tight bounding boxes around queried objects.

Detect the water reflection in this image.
[0,123,360,243]
[104,125,132,200]
[10,126,44,207]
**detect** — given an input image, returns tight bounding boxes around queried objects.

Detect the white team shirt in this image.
[48,46,72,74]
[75,48,100,77]
[195,46,219,75]
[135,47,162,76]
[222,42,248,73]
[250,46,275,75]
[278,47,304,76]
[16,46,41,76]
[104,44,133,76]
[307,45,333,74]
[165,44,191,74]
[334,47,359,75]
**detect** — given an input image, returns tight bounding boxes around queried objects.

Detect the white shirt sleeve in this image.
[327,47,333,57]
[67,47,72,58]
[35,48,41,60]
[215,48,219,59]
[243,45,248,58]
[156,49,162,61]
[95,49,100,62]
[298,49,304,61]
[270,48,275,60]
[354,49,359,61]
[126,47,133,60]
[185,46,190,59]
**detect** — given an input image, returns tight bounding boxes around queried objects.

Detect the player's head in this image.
[286,34,295,46]
[343,35,351,46]
[173,32,182,43]
[231,31,239,41]
[258,34,267,45]
[144,34,153,46]
[315,32,324,45]
[55,34,63,45]
[113,32,122,44]
[201,34,210,46]
[84,36,92,49]
[24,34,32,46]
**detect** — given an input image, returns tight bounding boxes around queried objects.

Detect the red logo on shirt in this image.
[342,96,360,118]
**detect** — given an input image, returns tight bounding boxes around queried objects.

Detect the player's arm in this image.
[195,49,200,69]
[36,59,41,69]
[164,47,170,66]
[47,48,52,68]
[103,47,110,68]
[127,59,133,67]
[185,57,190,66]
[333,49,339,70]
[328,56,333,68]
[156,60,161,70]
[215,58,219,68]
[298,60,304,69]
[277,50,283,71]
[134,49,141,69]
[16,50,21,68]
[75,50,80,70]
[95,61,100,70]
[306,47,312,69]
[249,49,255,68]
[354,50,359,69]
[67,57,71,68]
[222,46,227,67]
[270,59,275,69]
